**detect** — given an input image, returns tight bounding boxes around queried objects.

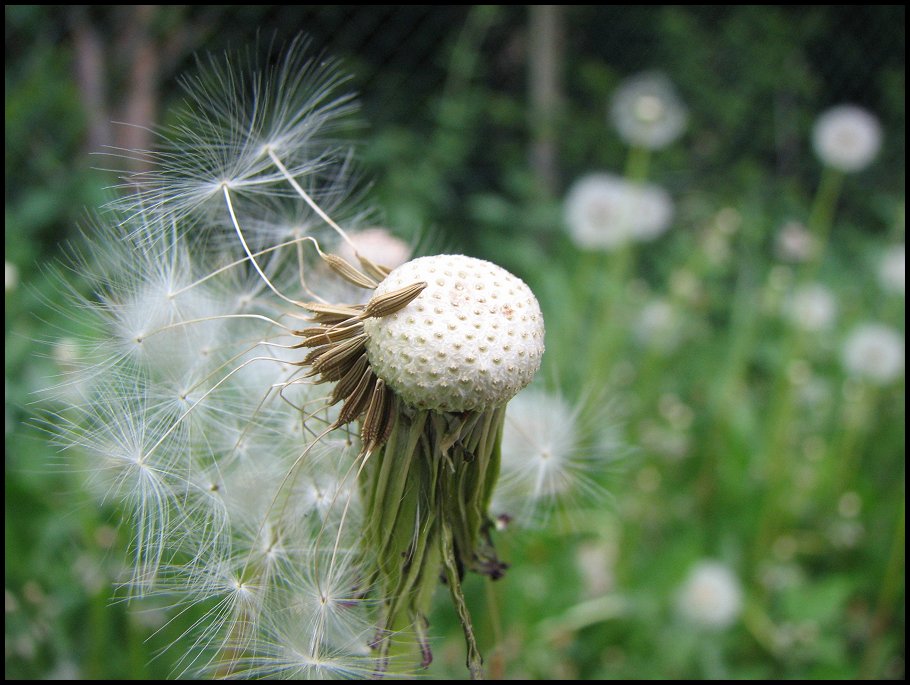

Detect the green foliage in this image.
[6,5,905,680]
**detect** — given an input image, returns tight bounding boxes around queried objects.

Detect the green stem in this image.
[803,165,844,282]
[861,497,905,678]
[624,144,651,184]
[751,169,844,563]
[585,243,636,383]
[441,518,484,680]
[572,144,651,387]
[484,577,506,680]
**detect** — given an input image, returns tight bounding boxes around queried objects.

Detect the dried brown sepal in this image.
[364,281,427,319]
[321,252,380,290]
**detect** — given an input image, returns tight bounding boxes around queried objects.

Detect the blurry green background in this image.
[5,5,905,679]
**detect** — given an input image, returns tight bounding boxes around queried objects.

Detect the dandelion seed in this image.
[112,36,360,234]
[811,105,882,173]
[493,388,608,526]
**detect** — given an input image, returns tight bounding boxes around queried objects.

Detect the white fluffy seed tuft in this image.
[362,255,545,412]
[812,104,882,173]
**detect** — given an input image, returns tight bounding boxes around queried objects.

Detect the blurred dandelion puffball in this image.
[812,105,882,173]
[564,173,674,251]
[677,561,744,630]
[784,283,838,332]
[610,71,688,150]
[634,299,684,352]
[841,323,904,385]
[775,221,817,263]
[363,255,544,412]
[5,260,18,292]
[878,243,905,296]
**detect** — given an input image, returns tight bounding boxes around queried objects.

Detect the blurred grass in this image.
[5,5,905,680]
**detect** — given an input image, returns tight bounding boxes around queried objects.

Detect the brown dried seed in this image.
[330,353,370,403]
[365,281,427,318]
[316,357,364,383]
[357,254,392,282]
[297,321,365,347]
[310,334,368,375]
[376,392,397,447]
[303,342,333,366]
[303,302,363,319]
[360,380,388,444]
[335,368,376,426]
[322,252,379,290]
[362,382,397,454]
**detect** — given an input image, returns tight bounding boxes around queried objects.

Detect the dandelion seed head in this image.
[784,283,838,332]
[812,104,882,173]
[676,560,743,630]
[841,323,904,385]
[639,418,691,461]
[564,173,674,251]
[5,260,18,292]
[878,243,905,296]
[634,298,685,352]
[838,491,863,518]
[362,254,544,412]
[610,71,687,149]
[827,519,865,549]
[775,220,817,263]
[575,539,618,597]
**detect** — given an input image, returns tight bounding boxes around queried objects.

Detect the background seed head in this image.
[610,71,688,150]
[564,173,674,251]
[362,254,545,412]
[676,560,744,630]
[812,104,882,173]
[841,323,904,385]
